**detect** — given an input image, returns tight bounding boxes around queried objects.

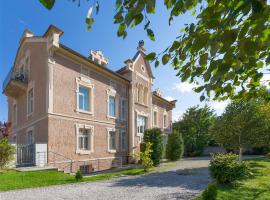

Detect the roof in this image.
[58,44,130,83]
[152,92,177,107]
[43,25,64,37]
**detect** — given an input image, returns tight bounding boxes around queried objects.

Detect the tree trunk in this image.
[239,147,243,161]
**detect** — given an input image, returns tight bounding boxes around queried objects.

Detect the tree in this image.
[211,100,270,160]
[143,128,163,166]
[0,138,15,170]
[174,105,216,156]
[139,142,153,172]
[39,0,270,101]
[166,129,184,161]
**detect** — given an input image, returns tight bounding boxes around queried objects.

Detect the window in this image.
[143,88,148,105]
[107,88,117,118]
[78,128,90,150]
[27,88,34,115]
[76,124,94,154]
[153,110,158,126]
[108,130,116,152]
[163,114,167,128]
[13,103,17,126]
[120,98,126,120]
[120,130,127,151]
[137,115,147,134]
[27,130,34,144]
[109,95,116,117]
[78,86,90,111]
[141,65,145,72]
[80,165,91,174]
[76,78,94,114]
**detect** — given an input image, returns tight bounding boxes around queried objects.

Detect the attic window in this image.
[141,65,145,72]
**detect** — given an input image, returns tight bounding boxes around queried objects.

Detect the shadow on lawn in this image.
[110,167,210,190]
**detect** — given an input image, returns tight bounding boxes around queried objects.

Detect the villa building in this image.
[2,25,176,173]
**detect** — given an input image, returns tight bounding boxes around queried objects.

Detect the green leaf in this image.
[155,60,160,68]
[169,41,180,52]
[134,14,144,25]
[200,95,205,101]
[85,18,94,31]
[146,52,156,61]
[147,29,155,41]
[39,0,55,10]
[117,23,126,37]
[162,54,170,65]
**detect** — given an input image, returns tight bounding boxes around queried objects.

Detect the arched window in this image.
[143,87,148,105]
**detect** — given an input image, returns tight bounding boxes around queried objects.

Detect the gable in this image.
[133,52,154,79]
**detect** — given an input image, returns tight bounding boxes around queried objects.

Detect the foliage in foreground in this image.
[197,157,270,200]
[202,183,218,200]
[75,170,83,181]
[166,129,184,161]
[39,0,270,101]
[0,138,15,170]
[174,105,216,157]
[143,128,163,166]
[211,100,270,160]
[209,153,250,184]
[139,142,154,172]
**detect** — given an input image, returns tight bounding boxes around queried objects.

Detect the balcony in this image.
[2,68,28,98]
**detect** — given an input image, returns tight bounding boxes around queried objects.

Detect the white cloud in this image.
[172,109,183,122]
[173,82,196,93]
[165,96,176,101]
[209,100,229,115]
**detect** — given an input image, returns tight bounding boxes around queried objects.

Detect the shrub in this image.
[209,153,250,184]
[166,129,184,161]
[143,128,163,166]
[139,142,153,172]
[0,138,15,169]
[75,170,83,181]
[202,183,218,200]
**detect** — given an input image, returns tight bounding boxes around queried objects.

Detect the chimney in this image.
[89,50,109,67]
[19,29,34,44]
[137,40,146,53]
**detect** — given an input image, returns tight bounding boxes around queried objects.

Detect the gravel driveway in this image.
[0,157,210,200]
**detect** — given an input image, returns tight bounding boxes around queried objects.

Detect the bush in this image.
[143,128,163,166]
[0,138,15,169]
[202,183,218,200]
[209,153,250,184]
[75,170,83,181]
[139,142,153,172]
[166,130,184,161]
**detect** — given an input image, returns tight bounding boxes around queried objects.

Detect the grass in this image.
[0,167,145,191]
[196,157,270,200]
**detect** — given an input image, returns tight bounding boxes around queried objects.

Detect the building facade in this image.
[3,25,176,173]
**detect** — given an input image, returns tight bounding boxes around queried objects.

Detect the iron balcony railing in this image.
[2,68,29,93]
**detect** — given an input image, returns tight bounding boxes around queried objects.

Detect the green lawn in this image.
[197,157,270,200]
[0,168,145,191]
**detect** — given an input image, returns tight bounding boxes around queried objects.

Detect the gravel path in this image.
[0,157,210,200]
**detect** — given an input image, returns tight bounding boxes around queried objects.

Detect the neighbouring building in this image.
[2,25,176,173]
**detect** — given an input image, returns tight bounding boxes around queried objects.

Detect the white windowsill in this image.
[108,149,116,153]
[76,150,93,155]
[107,115,117,119]
[76,109,94,115]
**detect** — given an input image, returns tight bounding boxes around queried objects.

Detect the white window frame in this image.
[107,88,117,119]
[136,111,148,139]
[75,124,94,154]
[76,78,94,115]
[107,128,117,153]
[27,86,34,117]
[163,112,168,129]
[120,130,127,151]
[120,97,127,121]
[141,64,145,73]
[153,107,158,127]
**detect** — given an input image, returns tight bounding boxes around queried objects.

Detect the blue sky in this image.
[0,0,228,122]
